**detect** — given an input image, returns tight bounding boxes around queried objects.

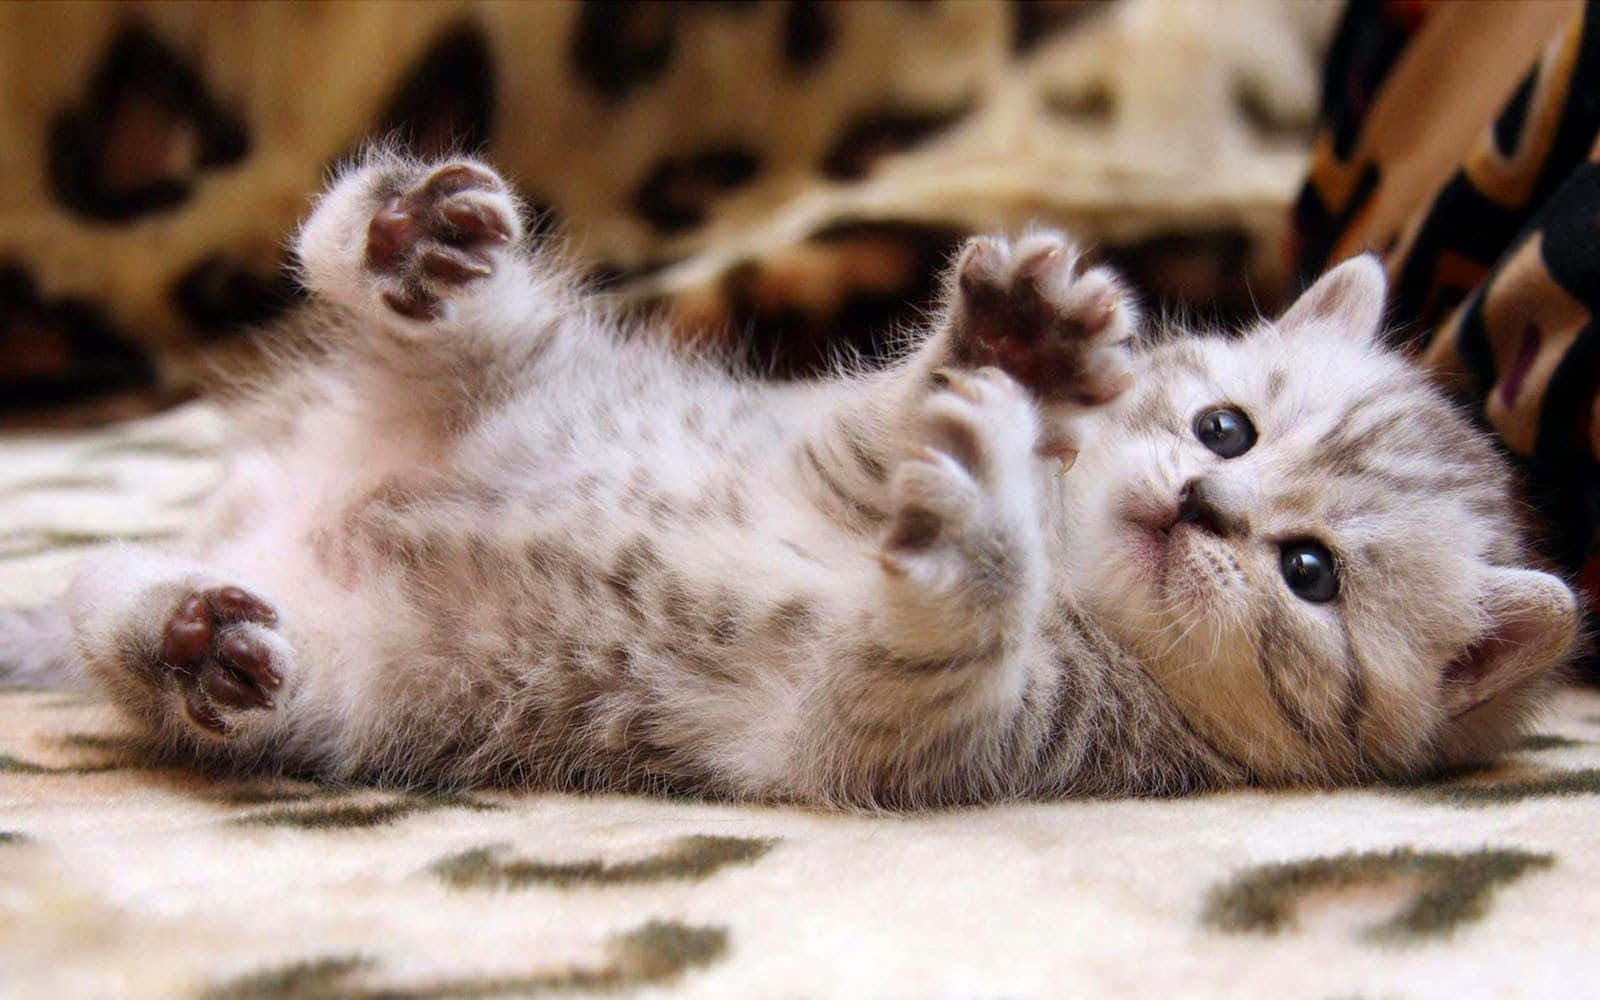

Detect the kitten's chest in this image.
[465,373,799,518]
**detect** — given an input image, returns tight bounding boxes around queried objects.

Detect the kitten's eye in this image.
[1280,541,1338,603]
[1193,406,1256,458]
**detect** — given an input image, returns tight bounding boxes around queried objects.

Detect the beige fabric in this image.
[4,408,1600,998]
[1,0,1333,426]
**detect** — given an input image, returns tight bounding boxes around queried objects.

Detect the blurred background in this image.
[0,0,1337,427]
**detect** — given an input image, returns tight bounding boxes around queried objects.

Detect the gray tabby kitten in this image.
[4,154,1579,806]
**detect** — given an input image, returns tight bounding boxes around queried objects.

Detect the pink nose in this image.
[1176,478,1249,538]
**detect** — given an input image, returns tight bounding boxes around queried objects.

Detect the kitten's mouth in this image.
[1119,495,1183,568]
[1120,494,1227,598]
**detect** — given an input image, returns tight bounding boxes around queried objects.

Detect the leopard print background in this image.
[1291,0,1600,676]
[0,0,1335,426]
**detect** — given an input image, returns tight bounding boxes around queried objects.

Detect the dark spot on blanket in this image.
[429,834,777,889]
[1234,75,1314,140]
[571,1,680,102]
[233,794,495,829]
[1096,227,1262,326]
[819,100,975,181]
[1516,733,1584,752]
[1203,847,1553,941]
[48,22,249,221]
[203,955,374,1000]
[58,732,137,754]
[1411,768,1600,806]
[208,782,354,806]
[602,921,728,989]
[0,529,177,563]
[0,831,28,845]
[377,22,495,158]
[710,219,966,378]
[1,264,157,414]
[0,753,123,775]
[233,800,418,830]
[633,148,763,234]
[783,0,834,71]
[1044,80,1114,123]
[172,255,300,338]
[1012,0,1118,54]
[203,921,726,998]
[50,732,141,771]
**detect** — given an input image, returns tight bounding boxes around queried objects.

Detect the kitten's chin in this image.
[1108,517,1228,611]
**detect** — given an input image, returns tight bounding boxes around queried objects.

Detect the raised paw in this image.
[880,368,1040,586]
[364,161,520,322]
[945,230,1135,406]
[159,586,283,734]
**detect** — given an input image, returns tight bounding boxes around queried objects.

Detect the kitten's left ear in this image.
[1444,567,1578,715]
[1277,254,1388,344]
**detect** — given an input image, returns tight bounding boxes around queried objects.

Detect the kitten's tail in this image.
[0,603,79,690]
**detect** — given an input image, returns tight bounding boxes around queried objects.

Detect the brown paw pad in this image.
[364,161,516,321]
[160,586,282,733]
[950,233,1133,405]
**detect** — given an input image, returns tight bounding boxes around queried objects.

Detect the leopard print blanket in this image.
[4,405,1599,997]
[0,0,1331,426]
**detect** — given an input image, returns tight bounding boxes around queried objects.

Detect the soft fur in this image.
[1,153,1578,808]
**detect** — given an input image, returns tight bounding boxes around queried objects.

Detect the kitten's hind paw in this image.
[946,230,1135,406]
[364,162,520,322]
[159,586,284,735]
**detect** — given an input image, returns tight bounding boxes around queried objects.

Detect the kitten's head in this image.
[1068,255,1578,785]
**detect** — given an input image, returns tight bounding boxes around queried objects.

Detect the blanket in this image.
[0,0,1332,426]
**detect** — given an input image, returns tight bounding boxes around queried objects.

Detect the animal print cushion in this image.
[1291,0,1600,672]
[0,1,1334,426]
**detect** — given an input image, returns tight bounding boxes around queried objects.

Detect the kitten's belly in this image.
[201,399,430,616]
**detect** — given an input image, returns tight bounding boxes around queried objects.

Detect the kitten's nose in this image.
[1176,477,1250,538]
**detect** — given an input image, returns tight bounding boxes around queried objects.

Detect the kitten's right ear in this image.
[1277,254,1388,344]
[1443,567,1578,716]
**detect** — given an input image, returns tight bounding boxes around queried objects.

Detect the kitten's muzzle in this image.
[1175,477,1249,539]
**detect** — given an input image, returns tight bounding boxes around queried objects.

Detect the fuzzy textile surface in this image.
[4,408,1600,998]
[1,0,1332,427]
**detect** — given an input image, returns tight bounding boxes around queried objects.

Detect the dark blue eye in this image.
[1194,406,1256,458]
[1281,541,1338,602]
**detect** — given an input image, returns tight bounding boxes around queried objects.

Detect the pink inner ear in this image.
[1443,605,1565,716]
[1444,635,1510,718]
[1445,633,1512,685]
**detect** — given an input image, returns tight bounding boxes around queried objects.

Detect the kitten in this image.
[1,152,1578,807]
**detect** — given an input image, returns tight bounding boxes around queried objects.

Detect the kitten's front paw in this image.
[946,230,1135,406]
[157,586,284,735]
[364,161,520,322]
[881,368,1039,590]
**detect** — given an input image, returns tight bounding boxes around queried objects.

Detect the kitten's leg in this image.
[68,546,292,752]
[877,366,1046,657]
[800,369,1060,803]
[811,229,1137,513]
[294,152,585,421]
[824,231,1140,658]
[296,152,523,332]
[797,233,1136,800]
